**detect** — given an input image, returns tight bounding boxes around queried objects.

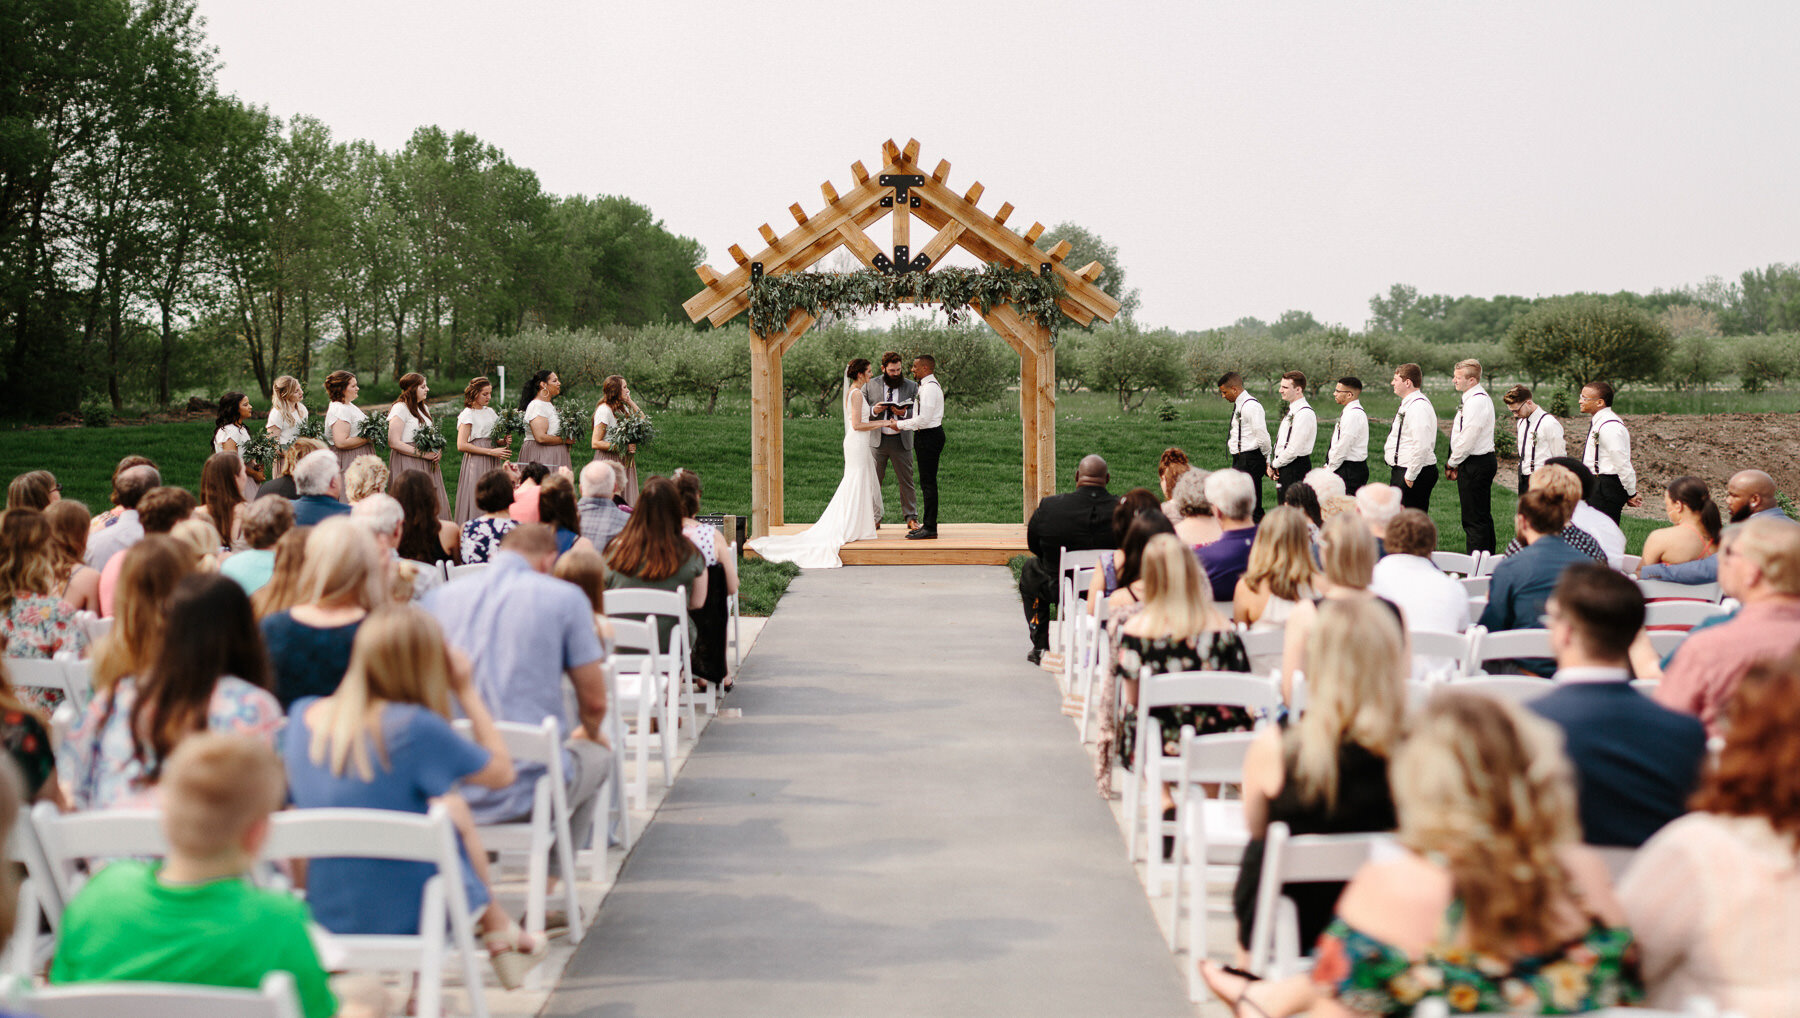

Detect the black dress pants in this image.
[1232,450,1268,522]
[1456,451,1498,553]
[1390,464,1438,512]
[1275,456,1312,507]
[1334,460,1368,495]
[1019,556,1058,651]
[1592,474,1629,522]
[915,426,945,529]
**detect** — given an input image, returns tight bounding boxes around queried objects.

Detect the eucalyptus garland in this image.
[748,264,1068,340]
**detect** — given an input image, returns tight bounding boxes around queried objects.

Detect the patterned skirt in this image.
[390,450,450,518]
[454,438,505,524]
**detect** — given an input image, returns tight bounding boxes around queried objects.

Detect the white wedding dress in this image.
[746,387,880,568]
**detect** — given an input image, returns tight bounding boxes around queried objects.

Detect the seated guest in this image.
[675,469,737,692]
[553,546,616,650]
[392,470,459,567]
[1353,482,1401,556]
[1370,509,1471,676]
[284,606,546,987]
[63,573,281,809]
[1542,455,1625,568]
[1318,493,1360,525]
[1478,488,1591,675]
[351,492,439,603]
[540,473,597,557]
[0,508,88,660]
[1233,508,1319,673]
[1659,515,1800,736]
[1622,651,1800,1018]
[1643,468,1796,584]
[1017,455,1117,664]
[260,517,380,707]
[0,658,61,803]
[1086,488,1165,609]
[197,451,249,550]
[1498,464,1608,564]
[1157,447,1191,525]
[170,517,226,571]
[1281,481,1323,538]
[250,526,311,619]
[1169,468,1220,549]
[1197,469,1258,606]
[289,450,351,526]
[606,478,707,648]
[99,485,195,617]
[1203,691,1641,1015]
[255,437,326,500]
[1531,565,1706,846]
[510,462,551,524]
[90,537,195,694]
[1302,467,1347,504]
[1233,598,1402,960]
[1637,475,1721,573]
[45,499,102,613]
[426,523,612,884]
[577,459,629,553]
[83,462,160,570]
[6,470,56,511]
[50,734,336,1017]
[461,471,518,565]
[1101,512,1176,621]
[220,496,294,596]
[341,454,389,505]
[1280,513,1398,701]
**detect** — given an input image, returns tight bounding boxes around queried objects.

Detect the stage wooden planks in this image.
[746,523,1027,566]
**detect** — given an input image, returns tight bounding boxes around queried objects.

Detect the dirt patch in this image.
[1487,412,1800,519]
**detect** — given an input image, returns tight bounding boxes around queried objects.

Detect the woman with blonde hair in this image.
[281,606,546,986]
[1230,599,1403,962]
[250,526,312,618]
[1204,691,1642,1016]
[590,374,641,505]
[44,500,101,613]
[342,456,389,504]
[169,518,225,570]
[387,372,450,517]
[265,374,309,444]
[256,437,327,500]
[553,546,615,651]
[1233,507,1320,662]
[6,471,57,511]
[197,452,248,550]
[0,509,88,664]
[1098,532,1253,799]
[259,517,382,707]
[1279,512,1402,703]
[454,375,512,524]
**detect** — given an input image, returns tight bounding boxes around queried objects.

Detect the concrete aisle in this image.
[546,565,1194,1018]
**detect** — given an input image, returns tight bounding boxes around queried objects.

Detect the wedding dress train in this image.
[745,387,880,569]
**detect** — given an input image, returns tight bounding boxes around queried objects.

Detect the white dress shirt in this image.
[1326,399,1368,469]
[1447,385,1496,467]
[1583,407,1637,496]
[1516,408,1565,477]
[1271,398,1317,468]
[897,375,944,431]
[1228,391,1271,457]
[1383,391,1438,482]
[1572,501,1627,569]
[1369,553,1471,679]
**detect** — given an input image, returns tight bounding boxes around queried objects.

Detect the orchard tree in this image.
[1506,297,1671,390]
[1037,221,1140,320]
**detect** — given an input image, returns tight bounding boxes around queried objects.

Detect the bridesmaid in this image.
[386,372,450,518]
[212,391,264,499]
[265,374,310,457]
[324,369,373,496]
[590,374,641,506]
[454,376,511,524]
[519,370,573,471]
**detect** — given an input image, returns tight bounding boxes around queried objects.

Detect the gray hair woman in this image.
[1171,467,1219,548]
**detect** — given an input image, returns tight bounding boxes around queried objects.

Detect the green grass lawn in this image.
[0,388,1662,558]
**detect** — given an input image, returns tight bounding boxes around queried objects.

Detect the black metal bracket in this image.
[750,262,763,282]
[873,245,932,275]
[878,173,924,208]
[1040,262,1052,276]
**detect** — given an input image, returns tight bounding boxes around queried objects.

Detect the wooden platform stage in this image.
[747,523,1027,566]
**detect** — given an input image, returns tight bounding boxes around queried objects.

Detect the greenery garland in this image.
[747,265,1069,341]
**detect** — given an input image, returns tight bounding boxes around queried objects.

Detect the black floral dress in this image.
[1114,629,1256,767]
[1,708,54,800]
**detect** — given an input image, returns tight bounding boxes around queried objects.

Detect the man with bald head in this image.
[1019,455,1118,664]
[1642,469,1793,584]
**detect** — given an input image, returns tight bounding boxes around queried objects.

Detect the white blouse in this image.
[524,399,559,440]
[388,403,430,446]
[266,403,308,443]
[593,403,618,432]
[458,406,498,441]
[325,401,367,447]
[213,424,249,454]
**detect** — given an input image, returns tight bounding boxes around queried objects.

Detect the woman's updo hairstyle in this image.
[1666,475,1723,546]
[521,369,553,408]
[462,376,492,408]
[845,358,870,381]
[324,370,356,403]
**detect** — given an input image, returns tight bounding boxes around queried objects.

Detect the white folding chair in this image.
[1169,728,1257,971]
[1644,601,1728,629]
[5,658,92,714]
[585,660,632,878]
[1056,547,1109,668]
[1235,629,1285,674]
[1647,630,1687,658]
[1620,554,1643,575]
[0,970,303,1018]
[1467,626,1554,675]
[1637,578,1723,604]
[1456,675,1555,704]
[1429,551,1478,577]
[30,803,167,907]
[609,618,672,809]
[447,562,490,582]
[1408,629,1475,681]
[264,805,490,1018]
[1246,822,1390,978]
[5,806,60,979]
[606,587,706,734]
[1458,575,1491,600]
[1474,552,1504,577]
[1125,672,1280,888]
[1074,593,1109,743]
[452,716,583,948]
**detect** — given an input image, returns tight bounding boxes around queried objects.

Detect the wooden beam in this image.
[695,264,722,288]
[1023,222,1045,245]
[963,181,984,206]
[749,338,772,538]
[774,310,817,358]
[931,159,950,184]
[1047,239,1072,262]
[759,223,779,247]
[728,244,749,267]
[850,160,870,185]
[975,307,1028,357]
[1020,346,1040,519]
[1076,260,1104,282]
[1035,340,1057,507]
[881,139,900,164]
[704,200,890,327]
[916,221,965,269]
[835,220,886,268]
[820,181,839,205]
[788,204,808,226]
[901,138,920,164]
[769,344,785,526]
[913,202,1098,327]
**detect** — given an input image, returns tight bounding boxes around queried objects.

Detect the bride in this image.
[746,358,889,569]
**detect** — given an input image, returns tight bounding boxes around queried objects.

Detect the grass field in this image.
[0,388,1664,558]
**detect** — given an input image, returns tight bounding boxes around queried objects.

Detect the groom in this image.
[863,351,919,531]
[895,354,944,539]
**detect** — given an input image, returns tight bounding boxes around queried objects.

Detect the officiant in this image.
[862,351,920,531]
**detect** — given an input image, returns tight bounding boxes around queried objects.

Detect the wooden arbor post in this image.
[748,309,815,537]
[979,305,1057,519]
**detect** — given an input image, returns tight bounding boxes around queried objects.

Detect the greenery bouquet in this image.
[411,412,447,456]
[612,411,657,450]
[296,415,329,445]
[553,396,588,445]
[355,414,390,455]
[239,428,280,471]
[498,407,528,440]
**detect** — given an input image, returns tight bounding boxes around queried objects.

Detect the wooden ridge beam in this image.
[915,221,965,270]
[910,202,1098,327]
[704,201,891,326]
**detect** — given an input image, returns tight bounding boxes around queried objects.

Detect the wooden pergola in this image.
[683,139,1122,538]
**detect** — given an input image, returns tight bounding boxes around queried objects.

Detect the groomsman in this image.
[1580,380,1640,522]
[1384,362,1438,512]
[1445,359,1498,553]
[1268,371,1316,505]
[1503,384,1564,490]
[1217,372,1271,521]
[1325,376,1369,494]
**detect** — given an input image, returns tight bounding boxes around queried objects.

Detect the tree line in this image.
[1,0,704,419]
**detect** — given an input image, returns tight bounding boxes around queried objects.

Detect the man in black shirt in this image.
[1019,455,1118,664]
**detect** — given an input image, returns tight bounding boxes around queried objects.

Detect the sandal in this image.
[486,920,548,990]
[1198,960,1270,1018]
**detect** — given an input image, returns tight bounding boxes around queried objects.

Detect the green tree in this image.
[1082,320,1181,411]
[1037,221,1140,320]
[1506,297,1671,389]
[1269,309,1321,342]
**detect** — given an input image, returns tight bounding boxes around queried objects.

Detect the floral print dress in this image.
[459,517,516,565]
[1095,623,1255,797]
[1311,901,1644,1015]
[3,593,89,713]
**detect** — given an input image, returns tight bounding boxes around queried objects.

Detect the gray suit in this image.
[863,374,919,521]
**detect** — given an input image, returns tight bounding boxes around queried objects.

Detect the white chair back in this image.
[609,618,672,808]
[1235,629,1285,669]
[1473,552,1504,577]
[1620,553,1643,575]
[446,562,490,582]
[1647,630,1687,658]
[1638,578,1723,603]
[1408,630,1474,680]
[1169,728,1258,963]
[607,586,706,729]
[5,658,92,713]
[30,803,166,907]
[1429,551,1478,577]
[1247,822,1389,978]
[1458,575,1491,600]
[1644,601,1728,629]
[1056,547,1110,662]
[0,970,303,1018]
[1468,626,1553,674]
[1456,675,1555,704]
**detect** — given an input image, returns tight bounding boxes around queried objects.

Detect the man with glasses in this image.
[1579,380,1639,522]
[1324,377,1368,494]
[1502,384,1564,490]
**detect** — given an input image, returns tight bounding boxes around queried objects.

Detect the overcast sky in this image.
[197,1,1800,332]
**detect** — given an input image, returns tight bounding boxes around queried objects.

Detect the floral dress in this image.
[0,709,55,800]
[3,594,89,713]
[459,516,516,565]
[1112,629,1256,768]
[1312,901,1644,1015]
